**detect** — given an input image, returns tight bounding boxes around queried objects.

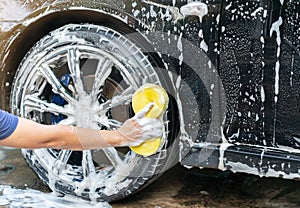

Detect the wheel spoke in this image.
[91,57,114,101]
[107,119,122,129]
[102,147,123,168]
[82,150,96,178]
[39,63,74,104]
[31,77,48,96]
[95,86,135,113]
[57,117,76,126]
[24,94,73,116]
[94,116,122,130]
[111,85,135,108]
[67,48,86,96]
[51,150,73,175]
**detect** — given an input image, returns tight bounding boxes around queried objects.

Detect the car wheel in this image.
[10,24,179,202]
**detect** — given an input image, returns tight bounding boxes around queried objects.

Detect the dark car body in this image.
[0,0,299,201]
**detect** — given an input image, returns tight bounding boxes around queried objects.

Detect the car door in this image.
[219,0,300,151]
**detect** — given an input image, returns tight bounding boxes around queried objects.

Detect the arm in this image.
[0,103,162,150]
[0,117,79,149]
[0,118,125,150]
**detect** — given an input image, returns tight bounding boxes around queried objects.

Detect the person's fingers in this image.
[118,107,165,146]
[142,124,162,134]
[143,122,162,132]
[133,102,154,119]
[140,119,163,138]
[126,118,140,128]
[142,129,162,139]
[138,118,162,128]
[137,117,160,126]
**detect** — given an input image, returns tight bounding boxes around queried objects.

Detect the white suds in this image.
[0,185,111,208]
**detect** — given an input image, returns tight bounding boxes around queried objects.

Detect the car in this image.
[0,0,299,202]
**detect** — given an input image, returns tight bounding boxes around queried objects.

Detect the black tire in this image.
[10,24,179,202]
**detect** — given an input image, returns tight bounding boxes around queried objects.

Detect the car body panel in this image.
[181,0,300,179]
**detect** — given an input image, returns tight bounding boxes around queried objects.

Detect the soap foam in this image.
[0,185,111,208]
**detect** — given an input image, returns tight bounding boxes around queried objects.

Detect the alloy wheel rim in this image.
[11,24,169,199]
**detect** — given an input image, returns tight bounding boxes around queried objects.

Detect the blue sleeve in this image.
[0,109,19,140]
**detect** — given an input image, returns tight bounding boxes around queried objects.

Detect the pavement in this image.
[0,147,300,208]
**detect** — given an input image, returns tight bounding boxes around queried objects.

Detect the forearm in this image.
[0,117,124,150]
[0,118,81,149]
[72,127,125,149]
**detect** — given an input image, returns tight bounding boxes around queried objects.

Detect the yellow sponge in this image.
[130,83,169,156]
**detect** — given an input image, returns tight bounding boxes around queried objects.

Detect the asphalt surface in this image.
[0,147,299,208]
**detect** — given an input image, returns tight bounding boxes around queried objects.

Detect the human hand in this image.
[116,102,163,146]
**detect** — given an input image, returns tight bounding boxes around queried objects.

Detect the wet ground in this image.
[0,147,299,208]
